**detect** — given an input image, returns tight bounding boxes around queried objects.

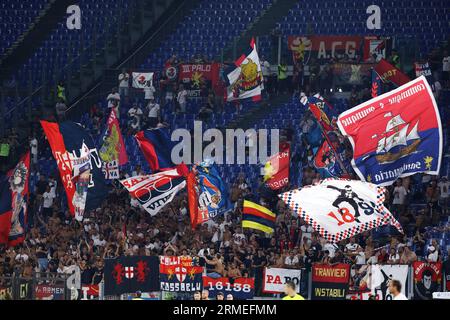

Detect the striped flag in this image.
[242,200,276,234]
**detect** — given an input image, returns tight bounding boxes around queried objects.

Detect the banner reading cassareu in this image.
[262,268,302,294]
[160,256,203,292]
[203,277,254,300]
[311,263,350,300]
[104,256,160,296]
[413,261,442,300]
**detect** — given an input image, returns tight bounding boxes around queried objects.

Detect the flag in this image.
[196,162,232,218]
[279,179,403,243]
[313,140,343,178]
[40,121,108,219]
[225,38,263,102]
[337,76,443,186]
[414,61,433,87]
[263,142,290,190]
[242,200,276,234]
[135,129,175,172]
[119,168,186,216]
[104,256,160,296]
[374,58,410,87]
[371,69,383,98]
[132,72,154,89]
[159,256,203,292]
[99,109,127,179]
[0,152,30,246]
[187,171,208,229]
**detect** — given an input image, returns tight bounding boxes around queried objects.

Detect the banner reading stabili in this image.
[311,263,350,300]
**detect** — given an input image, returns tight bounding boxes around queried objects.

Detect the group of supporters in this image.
[0,44,450,301]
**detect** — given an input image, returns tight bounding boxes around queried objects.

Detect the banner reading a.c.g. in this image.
[311,263,350,300]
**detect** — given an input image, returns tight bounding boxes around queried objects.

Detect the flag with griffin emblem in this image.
[337,76,443,186]
[104,256,160,295]
[99,109,128,179]
[225,38,264,102]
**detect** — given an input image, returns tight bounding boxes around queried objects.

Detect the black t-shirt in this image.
[36,244,47,259]
[81,267,95,285]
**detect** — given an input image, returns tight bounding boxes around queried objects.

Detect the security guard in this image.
[282,281,305,300]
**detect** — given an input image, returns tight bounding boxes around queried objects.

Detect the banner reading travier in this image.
[311,263,350,300]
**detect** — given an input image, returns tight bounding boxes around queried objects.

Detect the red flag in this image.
[187,170,208,229]
[374,58,410,87]
[263,143,290,190]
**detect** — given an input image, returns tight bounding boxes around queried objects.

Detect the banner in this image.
[79,284,100,300]
[311,263,350,300]
[288,35,363,62]
[262,268,302,294]
[331,63,374,86]
[203,277,255,300]
[196,162,232,218]
[99,109,127,179]
[414,62,432,78]
[40,121,108,218]
[337,76,443,186]
[35,284,65,300]
[120,168,186,216]
[0,152,30,247]
[160,256,203,292]
[225,38,263,102]
[364,36,388,62]
[369,264,409,300]
[104,256,160,296]
[263,142,290,190]
[280,179,403,243]
[374,58,410,86]
[178,63,220,97]
[132,72,154,89]
[413,261,442,300]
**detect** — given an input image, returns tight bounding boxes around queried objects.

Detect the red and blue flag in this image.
[337,76,443,186]
[135,128,175,172]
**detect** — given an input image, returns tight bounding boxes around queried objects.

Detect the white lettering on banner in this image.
[340,106,376,127]
[374,161,422,182]
[160,281,202,292]
[263,268,302,293]
[388,84,426,105]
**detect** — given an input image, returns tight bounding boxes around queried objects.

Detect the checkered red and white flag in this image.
[279,178,403,243]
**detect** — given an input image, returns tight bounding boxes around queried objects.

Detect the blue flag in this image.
[196,162,232,218]
[135,128,175,172]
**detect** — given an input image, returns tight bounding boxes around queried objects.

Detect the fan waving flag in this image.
[374,58,410,87]
[99,109,128,179]
[279,179,403,243]
[337,76,443,186]
[41,121,108,219]
[187,171,209,229]
[120,168,186,216]
[242,200,276,234]
[135,129,175,172]
[0,152,30,246]
[225,38,264,102]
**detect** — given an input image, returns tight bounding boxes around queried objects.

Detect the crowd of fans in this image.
[1,45,450,300]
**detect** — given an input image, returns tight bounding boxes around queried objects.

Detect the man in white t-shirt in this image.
[323,242,337,258]
[232,228,246,246]
[284,251,299,268]
[392,179,408,214]
[127,104,143,131]
[107,88,121,118]
[147,99,161,128]
[427,246,439,263]
[118,70,130,97]
[42,186,55,216]
[345,237,361,254]
[144,84,156,103]
[177,85,188,113]
[30,136,38,164]
[389,280,408,300]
